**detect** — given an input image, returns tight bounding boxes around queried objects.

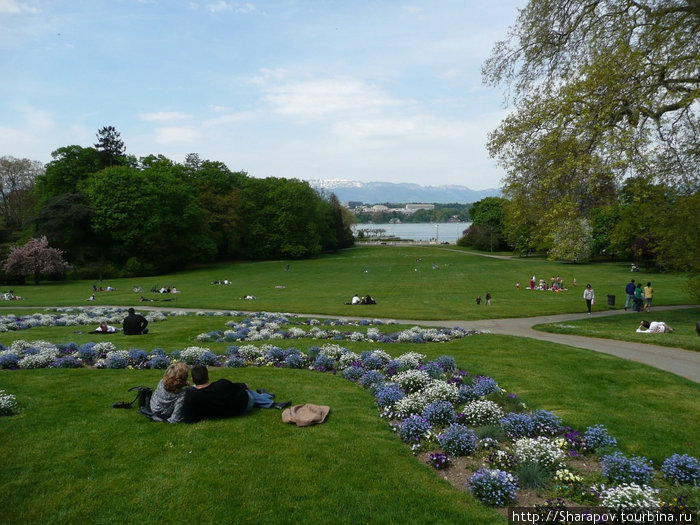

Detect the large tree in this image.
[483,0,699,256]
[94,125,127,167]
[0,156,42,233]
[3,236,70,284]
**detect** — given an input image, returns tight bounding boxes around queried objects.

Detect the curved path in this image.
[394,306,699,383]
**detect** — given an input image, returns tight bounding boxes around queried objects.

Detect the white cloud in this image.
[154,126,200,145]
[263,78,403,120]
[0,0,40,14]
[139,111,192,122]
[206,1,256,14]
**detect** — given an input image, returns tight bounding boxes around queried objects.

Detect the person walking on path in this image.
[644,282,654,312]
[633,282,644,312]
[624,279,636,310]
[583,284,595,314]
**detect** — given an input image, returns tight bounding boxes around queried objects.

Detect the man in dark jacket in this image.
[123,307,149,335]
[182,365,290,423]
[624,279,636,311]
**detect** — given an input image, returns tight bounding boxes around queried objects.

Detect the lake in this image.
[352,222,471,243]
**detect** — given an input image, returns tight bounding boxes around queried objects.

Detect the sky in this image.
[0,0,525,190]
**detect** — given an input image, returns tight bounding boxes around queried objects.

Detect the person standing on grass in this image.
[624,279,636,311]
[583,284,595,314]
[643,282,654,312]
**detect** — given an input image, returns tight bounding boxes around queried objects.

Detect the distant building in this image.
[346,201,363,209]
[404,204,434,214]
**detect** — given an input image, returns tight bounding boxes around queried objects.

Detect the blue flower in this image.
[661,454,700,485]
[438,423,477,456]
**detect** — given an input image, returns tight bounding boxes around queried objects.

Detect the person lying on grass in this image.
[182,365,291,423]
[636,320,674,333]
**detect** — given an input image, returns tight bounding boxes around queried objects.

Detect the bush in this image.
[600,483,659,509]
[438,423,477,456]
[468,468,519,507]
[500,412,535,438]
[584,424,618,452]
[422,400,456,427]
[397,414,432,444]
[513,436,565,472]
[461,400,504,427]
[600,452,654,485]
[0,390,18,416]
[661,454,700,485]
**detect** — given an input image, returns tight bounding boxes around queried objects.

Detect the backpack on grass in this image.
[112,386,153,410]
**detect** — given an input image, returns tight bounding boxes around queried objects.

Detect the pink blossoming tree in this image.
[3,236,70,284]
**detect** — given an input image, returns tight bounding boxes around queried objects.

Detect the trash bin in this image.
[607,294,615,307]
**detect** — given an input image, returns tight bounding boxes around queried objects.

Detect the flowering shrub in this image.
[427,452,450,470]
[312,353,336,371]
[394,392,428,418]
[554,468,583,484]
[393,369,431,393]
[284,352,305,369]
[468,468,519,506]
[514,436,565,472]
[0,352,20,369]
[359,370,385,390]
[0,390,18,416]
[422,400,456,427]
[19,348,59,369]
[77,344,97,363]
[584,424,617,452]
[180,347,219,366]
[488,449,518,471]
[149,354,171,369]
[53,355,81,368]
[225,356,246,368]
[421,380,459,404]
[600,452,654,485]
[500,412,535,438]
[375,384,404,408]
[396,351,425,369]
[397,414,432,444]
[600,483,660,509]
[461,400,504,427]
[105,350,130,369]
[341,365,365,382]
[532,410,562,436]
[438,423,477,456]
[661,454,700,485]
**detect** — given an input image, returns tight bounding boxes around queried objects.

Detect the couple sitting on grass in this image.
[149,362,291,424]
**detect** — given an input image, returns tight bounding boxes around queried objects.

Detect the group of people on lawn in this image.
[149,362,291,424]
[92,308,149,334]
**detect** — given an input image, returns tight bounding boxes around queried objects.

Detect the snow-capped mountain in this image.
[309,179,500,204]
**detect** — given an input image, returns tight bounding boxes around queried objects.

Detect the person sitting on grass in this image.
[149,362,191,423]
[123,307,149,335]
[636,320,674,333]
[182,365,291,424]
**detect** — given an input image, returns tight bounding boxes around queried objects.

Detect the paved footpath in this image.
[390,306,700,383]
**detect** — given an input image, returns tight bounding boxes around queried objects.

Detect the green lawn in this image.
[1,245,694,320]
[534,307,700,352]
[1,246,698,524]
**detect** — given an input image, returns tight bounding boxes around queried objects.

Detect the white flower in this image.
[601,484,660,509]
[514,436,565,471]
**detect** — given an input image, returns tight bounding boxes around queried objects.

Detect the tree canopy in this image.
[483,0,699,266]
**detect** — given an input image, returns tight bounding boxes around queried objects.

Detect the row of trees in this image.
[354,203,471,224]
[474,0,698,275]
[1,127,354,281]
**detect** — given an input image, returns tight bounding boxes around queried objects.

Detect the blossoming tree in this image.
[3,236,70,284]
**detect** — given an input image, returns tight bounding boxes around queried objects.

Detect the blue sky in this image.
[1,0,524,189]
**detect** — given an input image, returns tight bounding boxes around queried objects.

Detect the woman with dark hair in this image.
[583,284,595,314]
[149,362,190,423]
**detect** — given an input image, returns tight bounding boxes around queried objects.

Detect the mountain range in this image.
[309,179,501,204]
